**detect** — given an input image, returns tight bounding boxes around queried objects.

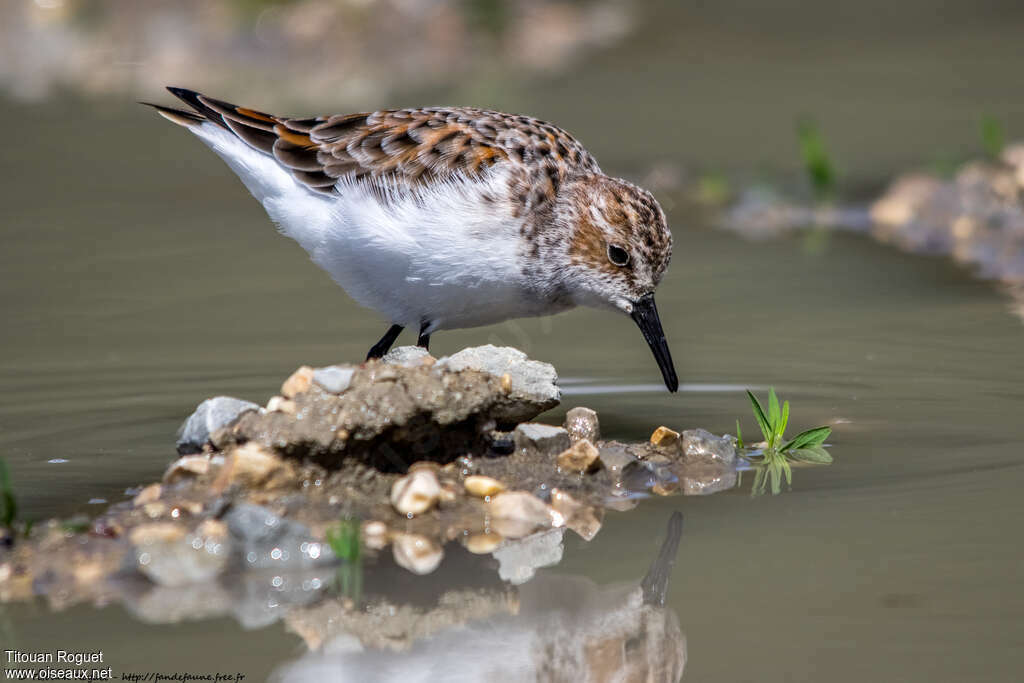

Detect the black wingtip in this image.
[165,86,230,130]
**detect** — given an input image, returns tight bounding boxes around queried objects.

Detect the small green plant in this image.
[740,388,832,496]
[326,516,363,603]
[0,457,16,530]
[796,119,836,201]
[695,172,732,206]
[980,116,1005,160]
[326,516,361,562]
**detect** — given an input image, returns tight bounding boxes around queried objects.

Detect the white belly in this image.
[192,122,555,330]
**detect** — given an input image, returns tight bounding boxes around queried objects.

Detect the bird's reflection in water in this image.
[274,512,686,683]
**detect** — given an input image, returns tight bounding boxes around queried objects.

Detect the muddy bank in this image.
[0,345,736,620]
[718,143,1024,315]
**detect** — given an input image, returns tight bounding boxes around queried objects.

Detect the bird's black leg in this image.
[366,324,404,360]
[417,322,431,351]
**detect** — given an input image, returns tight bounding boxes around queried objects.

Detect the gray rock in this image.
[493,528,565,585]
[512,423,570,456]
[312,365,356,394]
[224,504,336,571]
[123,580,235,625]
[681,428,736,465]
[228,346,561,468]
[382,346,433,367]
[176,396,259,454]
[228,569,335,630]
[563,406,600,443]
[437,345,560,421]
[129,521,231,588]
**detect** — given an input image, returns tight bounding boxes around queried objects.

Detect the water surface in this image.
[3,10,1024,677]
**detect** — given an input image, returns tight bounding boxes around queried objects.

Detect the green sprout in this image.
[980,116,1005,160]
[0,457,16,530]
[740,388,833,496]
[796,119,836,201]
[695,172,733,206]
[326,516,363,603]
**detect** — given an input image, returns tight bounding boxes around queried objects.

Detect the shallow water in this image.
[4,6,1024,677]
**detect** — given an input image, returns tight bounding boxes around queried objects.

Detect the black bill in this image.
[630,293,679,393]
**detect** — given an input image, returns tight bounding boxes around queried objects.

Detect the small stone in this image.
[391,533,443,575]
[549,488,581,518]
[382,346,434,368]
[72,560,107,585]
[312,365,356,393]
[224,504,333,571]
[133,484,162,507]
[265,396,296,414]
[556,438,601,473]
[464,475,507,498]
[567,506,603,541]
[564,406,600,443]
[143,502,167,518]
[652,481,679,496]
[512,423,571,456]
[130,522,184,546]
[281,366,314,398]
[389,469,441,516]
[487,491,556,539]
[597,444,638,474]
[438,482,458,504]
[493,528,565,585]
[230,442,296,489]
[463,532,503,554]
[650,426,681,449]
[361,521,389,550]
[163,455,210,483]
[550,489,603,541]
[681,428,736,464]
[176,396,259,454]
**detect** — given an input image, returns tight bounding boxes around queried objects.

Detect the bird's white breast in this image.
[192,122,551,330]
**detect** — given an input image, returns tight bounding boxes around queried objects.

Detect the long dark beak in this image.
[630,293,679,392]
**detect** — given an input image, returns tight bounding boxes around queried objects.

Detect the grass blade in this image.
[0,458,15,528]
[779,400,790,443]
[735,420,744,449]
[768,388,780,442]
[781,426,832,453]
[789,446,833,464]
[747,390,772,442]
[751,465,767,497]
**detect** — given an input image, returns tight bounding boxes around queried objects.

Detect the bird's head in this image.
[553,175,678,392]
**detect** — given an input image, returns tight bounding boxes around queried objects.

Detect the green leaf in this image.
[782,458,793,488]
[768,388,780,437]
[1,492,15,529]
[735,419,744,449]
[747,390,772,442]
[0,458,15,528]
[751,465,768,497]
[779,400,790,443]
[781,426,831,453]
[789,446,833,464]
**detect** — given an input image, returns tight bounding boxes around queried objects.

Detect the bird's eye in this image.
[607,244,630,267]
